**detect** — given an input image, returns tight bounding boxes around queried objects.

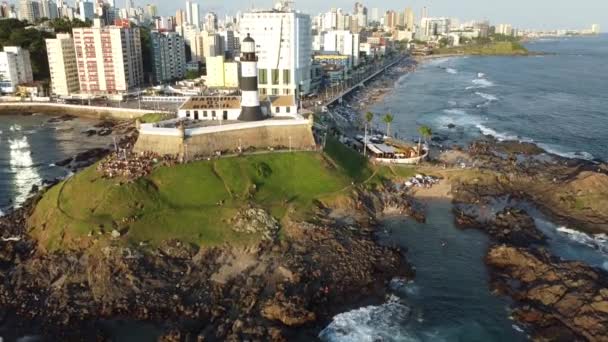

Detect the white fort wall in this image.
[134,118,316,156]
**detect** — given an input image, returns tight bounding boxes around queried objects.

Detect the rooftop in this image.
[180,96,242,110]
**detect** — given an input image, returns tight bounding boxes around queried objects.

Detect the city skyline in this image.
[3,0,605,31]
[93,0,606,31]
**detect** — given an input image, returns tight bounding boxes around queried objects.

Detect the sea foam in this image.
[446,68,458,74]
[475,92,498,101]
[556,227,608,255]
[475,124,521,142]
[466,78,494,89]
[537,143,595,161]
[319,295,412,342]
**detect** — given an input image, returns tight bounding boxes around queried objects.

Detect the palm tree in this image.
[383,113,394,137]
[418,125,432,156]
[364,111,374,157]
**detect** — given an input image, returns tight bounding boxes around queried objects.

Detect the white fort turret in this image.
[238,34,264,121]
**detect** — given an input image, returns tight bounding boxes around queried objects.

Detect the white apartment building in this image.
[0,46,34,93]
[497,24,514,36]
[46,33,80,96]
[179,24,203,63]
[419,17,451,39]
[239,6,312,96]
[151,31,187,83]
[322,30,360,67]
[185,0,200,28]
[72,19,144,94]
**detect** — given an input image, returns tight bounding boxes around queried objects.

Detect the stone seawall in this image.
[133,123,316,156]
[0,103,160,120]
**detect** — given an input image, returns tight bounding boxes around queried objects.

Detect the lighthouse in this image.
[238,34,264,121]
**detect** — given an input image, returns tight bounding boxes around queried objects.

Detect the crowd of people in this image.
[97,151,179,181]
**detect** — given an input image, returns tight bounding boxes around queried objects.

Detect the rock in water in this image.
[486,245,608,341]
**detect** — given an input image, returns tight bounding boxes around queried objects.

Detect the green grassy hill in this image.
[434,41,528,56]
[28,138,417,251]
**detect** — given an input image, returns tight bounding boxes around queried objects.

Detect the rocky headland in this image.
[0,175,417,340]
[434,137,608,341]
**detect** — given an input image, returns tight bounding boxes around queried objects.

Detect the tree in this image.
[383,113,394,137]
[363,111,374,157]
[418,125,432,156]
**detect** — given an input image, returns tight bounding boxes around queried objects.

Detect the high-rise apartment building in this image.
[370,8,379,22]
[40,0,58,19]
[497,23,514,36]
[45,33,80,96]
[150,31,186,83]
[385,10,397,30]
[404,7,414,31]
[175,9,185,26]
[204,12,218,32]
[239,4,312,96]
[72,19,143,94]
[79,0,94,21]
[0,46,33,93]
[18,0,41,23]
[185,0,200,28]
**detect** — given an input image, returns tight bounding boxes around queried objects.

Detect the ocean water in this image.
[320,200,608,342]
[0,114,114,212]
[371,34,608,161]
[322,36,608,341]
[320,201,528,342]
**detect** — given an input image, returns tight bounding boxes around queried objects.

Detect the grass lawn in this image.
[29,151,353,250]
[139,113,173,123]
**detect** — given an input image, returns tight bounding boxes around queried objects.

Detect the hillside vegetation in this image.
[434,41,529,56]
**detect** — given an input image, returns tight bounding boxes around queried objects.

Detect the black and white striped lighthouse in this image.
[238,34,264,121]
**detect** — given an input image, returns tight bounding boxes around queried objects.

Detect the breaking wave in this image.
[319,295,413,342]
[556,227,608,255]
[475,92,498,101]
[537,143,595,161]
[446,68,458,74]
[466,78,494,89]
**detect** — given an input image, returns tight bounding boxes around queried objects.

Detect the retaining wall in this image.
[0,102,162,120]
[133,120,316,156]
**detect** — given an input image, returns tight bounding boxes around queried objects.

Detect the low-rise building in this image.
[205,55,239,88]
[177,95,297,121]
[322,30,360,67]
[313,52,350,69]
[0,46,33,94]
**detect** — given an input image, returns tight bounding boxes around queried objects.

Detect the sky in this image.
[7,0,606,31]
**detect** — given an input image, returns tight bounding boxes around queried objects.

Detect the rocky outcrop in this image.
[487,245,608,341]
[454,207,545,247]
[231,207,280,241]
[0,194,411,340]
